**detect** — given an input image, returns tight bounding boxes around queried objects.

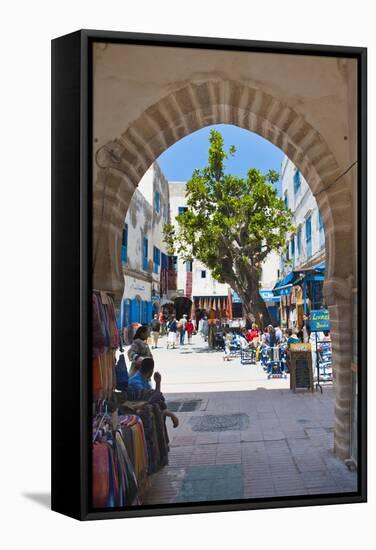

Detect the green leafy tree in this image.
[164,130,294,326]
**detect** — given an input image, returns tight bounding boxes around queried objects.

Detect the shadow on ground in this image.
[22,493,51,509]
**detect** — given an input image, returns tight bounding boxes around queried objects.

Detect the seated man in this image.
[128,358,179,427]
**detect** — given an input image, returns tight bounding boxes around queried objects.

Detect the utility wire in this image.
[314,160,358,197]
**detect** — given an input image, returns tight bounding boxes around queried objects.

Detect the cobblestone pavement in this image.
[138,335,357,504]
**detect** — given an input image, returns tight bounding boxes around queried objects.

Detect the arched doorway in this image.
[92,48,357,461]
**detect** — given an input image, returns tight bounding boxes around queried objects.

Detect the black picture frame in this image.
[51,29,367,521]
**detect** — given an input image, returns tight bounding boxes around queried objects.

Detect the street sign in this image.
[310,309,330,331]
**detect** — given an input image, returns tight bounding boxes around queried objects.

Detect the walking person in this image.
[127,325,153,376]
[150,313,161,349]
[186,318,194,344]
[301,314,311,343]
[166,314,178,349]
[179,314,187,345]
[201,314,209,342]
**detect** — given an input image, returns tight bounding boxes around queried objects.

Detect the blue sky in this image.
[158,124,284,195]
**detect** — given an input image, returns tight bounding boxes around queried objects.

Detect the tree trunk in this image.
[250,289,272,328]
[221,262,273,328]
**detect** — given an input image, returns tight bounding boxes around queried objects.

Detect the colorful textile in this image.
[119,415,149,495]
[92,441,110,508]
[92,351,116,401]
[92,291,120,358]
[92,413,140,508]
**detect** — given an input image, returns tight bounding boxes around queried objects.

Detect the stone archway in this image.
[92,76,356,461]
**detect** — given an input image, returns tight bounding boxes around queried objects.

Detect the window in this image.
[161,252,167,270]
[168,255,177,272]
[153,246,161,274]
[121,224,128,264]
[306,215,312,258]
[142,236,148,271]
[185,260,193,272]
[291,237,295,266]
[293,169,301,194]
[201,270,206,278]
[155,191,160,213]
[297,227,302,258]
[284,192,288,209]
[178,206,188,216]
[318,211,325,249]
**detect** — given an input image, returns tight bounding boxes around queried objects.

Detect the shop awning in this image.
[232,290,281,303]
[273,271,297,296]
[295,261,325,282]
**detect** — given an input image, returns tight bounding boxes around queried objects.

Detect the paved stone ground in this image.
[135,334,357,504]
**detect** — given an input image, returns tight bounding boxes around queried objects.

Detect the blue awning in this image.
[273,271,297,296]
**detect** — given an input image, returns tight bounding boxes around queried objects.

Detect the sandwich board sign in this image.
[290,343,314,392]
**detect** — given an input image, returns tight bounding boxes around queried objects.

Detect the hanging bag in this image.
[115,353,129,391]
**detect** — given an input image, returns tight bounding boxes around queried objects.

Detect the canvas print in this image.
[91,41,360,510]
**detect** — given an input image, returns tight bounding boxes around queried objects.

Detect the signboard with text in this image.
[290,343,313,392]
[310,309,330,331]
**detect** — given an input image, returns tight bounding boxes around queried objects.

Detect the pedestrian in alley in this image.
[266,325,281,347]
[286,328,301,348]
[179,314,187,345]
[150,313,161,349]
[301,314,311,343]
[201,314,209,342]
[127,325,153,376]
[166,314,178,349]
[186,317,194,344]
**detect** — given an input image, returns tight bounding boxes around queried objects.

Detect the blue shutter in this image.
[121,224,128,264]
[318,211,325,249]
[141,301,149,324]
[306,216,312,258]
[291,238,295,266]
[155,191,160,213]
[297,228,301,257]
[130,299,141,324]
[294,170,300,194]
[147,302,153,323]
[161,252,167,270]
[117,300,123,329]
[143,237,148,271]
[130,299,136,324]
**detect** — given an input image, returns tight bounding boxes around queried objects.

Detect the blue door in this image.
[123,299,130,327]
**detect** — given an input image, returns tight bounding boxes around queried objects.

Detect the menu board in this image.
[290,343,314,392]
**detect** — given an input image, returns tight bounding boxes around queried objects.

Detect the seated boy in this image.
[128,357,179,428]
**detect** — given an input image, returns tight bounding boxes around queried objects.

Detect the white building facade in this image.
[276,156,326,328]
[168,182,231,321]
[118,163,172,337]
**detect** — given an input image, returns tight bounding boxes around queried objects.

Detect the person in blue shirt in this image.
[128,357,160,391]
[127,357,179,427]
